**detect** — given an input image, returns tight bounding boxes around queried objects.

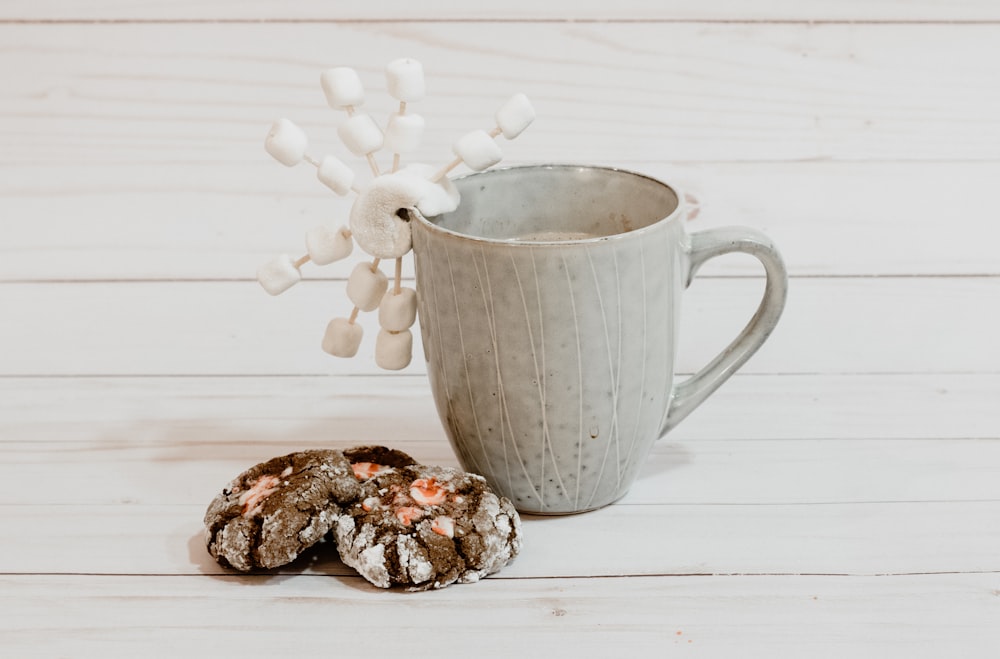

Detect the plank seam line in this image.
[2,570,997,579]
[3,19,1000,26]
[3,273,1000,285]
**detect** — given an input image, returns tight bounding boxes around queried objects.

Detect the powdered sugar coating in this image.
[334,464,521,590]
[203,450,360,571]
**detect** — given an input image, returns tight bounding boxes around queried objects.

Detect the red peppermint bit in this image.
[352,462,388,480]
[239,475,281,516]
[395,506,426,526]
[431,515,455,538]
[409,477,448,506]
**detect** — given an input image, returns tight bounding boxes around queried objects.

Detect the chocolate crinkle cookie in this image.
[204,449,360,571]
[344,445,418,479]
[334,464,522,591]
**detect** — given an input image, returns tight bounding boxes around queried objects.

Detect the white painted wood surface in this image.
[2,4,998,657]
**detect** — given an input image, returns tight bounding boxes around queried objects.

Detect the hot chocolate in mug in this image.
[410,164,787,514]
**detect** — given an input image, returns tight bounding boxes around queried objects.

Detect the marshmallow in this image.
[385,58,425,103]
[305,225,353,265]
[317,155,355,195]
[264,118,308,167]
[320,67,365,109]
[375,329,413,370]
[453,130,503,171]
[257,254,301,295]
[495,93,535,139]
[378,287,418,332]
[397,163,460,217]
[347,262,389,311]
[321,318,363,358]
[338,113,384,156]
[384,112,425,154]
[349,173,414,258]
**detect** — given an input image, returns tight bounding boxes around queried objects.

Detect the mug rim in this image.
[412,163,685,246]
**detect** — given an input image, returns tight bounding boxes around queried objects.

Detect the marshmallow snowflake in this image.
[258,59,535,370]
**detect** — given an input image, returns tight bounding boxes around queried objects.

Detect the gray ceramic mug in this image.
[411,165,787,514]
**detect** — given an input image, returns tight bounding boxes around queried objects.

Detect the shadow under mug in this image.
[411,164,787,514]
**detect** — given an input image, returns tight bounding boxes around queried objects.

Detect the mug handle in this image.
[661,226,788,434]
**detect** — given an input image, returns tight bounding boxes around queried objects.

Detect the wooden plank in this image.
[3,437,999,507]
[2,573,998,657]
[1,277,997,376]
[3,1,1000,22]
[1,374,996,444]
[2,501,998,577]
[1,23,997,170]
[4,161,998,281]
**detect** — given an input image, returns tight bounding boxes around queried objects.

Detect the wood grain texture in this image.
[2,22,998,167]
[2,574,998,658]
[3,0,1000,22]
[2,374,996,444]
[4,161,998,281]
[6,436,1000,507]
[3,501,998,577]
[1,277,996,376]
[3,5,998,654]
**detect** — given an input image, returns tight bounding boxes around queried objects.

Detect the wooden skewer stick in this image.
[429,124,506,183]
[393,256,403,295]
[294,254,311,268]
[391,101,407,174]
[366,154,381,178]
[430,156,462,183]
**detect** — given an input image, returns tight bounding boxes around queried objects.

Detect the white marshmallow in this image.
[495,93,535,139]
[350,168,461,258]
[378,287,417,331]
[385,58,425,102]
[305,225,353,265]
[397,163,461,217]
[384,112,424,154]
[338,113,384,156]
[257,254,301,295]
[320,67,365,109]
[264,118,308,167]
[375,329,413,370]
[347,262,389,311]
[349,173,415,258]
[317,155,355,195]
[321,318,363,358]
[452,130,503,171]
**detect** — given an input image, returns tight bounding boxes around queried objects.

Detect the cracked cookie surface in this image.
[334,464,522,590]
[204,449,360,571]
[344,445,418,480]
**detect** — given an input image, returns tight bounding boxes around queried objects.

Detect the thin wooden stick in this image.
[394,257,403,295]
[294,254,311,268]
[348,306,360,324]
[489,125,503,138]
[366,153,381,178]
[430,156,463,183]
[391,100,406,174]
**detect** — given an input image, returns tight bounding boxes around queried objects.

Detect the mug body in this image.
[411,165,687,514]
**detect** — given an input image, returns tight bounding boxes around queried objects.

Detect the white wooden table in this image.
[2,2,999,656]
